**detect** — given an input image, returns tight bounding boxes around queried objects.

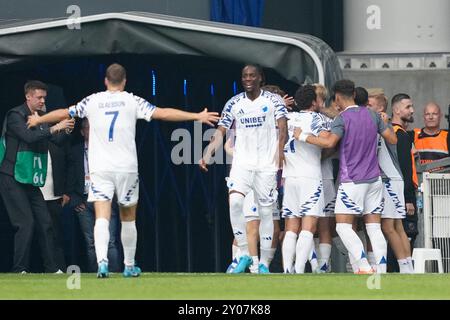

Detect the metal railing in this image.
[420,161,450,272]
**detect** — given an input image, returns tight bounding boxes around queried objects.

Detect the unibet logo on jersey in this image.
[239,115,266,128]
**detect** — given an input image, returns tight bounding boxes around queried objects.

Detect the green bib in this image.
[14,150,48,186]
[0,112,48,187]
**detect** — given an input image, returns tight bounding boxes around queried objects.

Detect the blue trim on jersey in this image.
[324,197,336,214]
[311,113,326,135]
[371,198,385,214]
[90,184,111,201]
[298,183,323,215]
[121,176,139,204]
[384,179,406,216]
[338,186,363,214]
[282,207,294,217]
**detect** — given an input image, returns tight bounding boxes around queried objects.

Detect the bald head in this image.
[423,102,442,131]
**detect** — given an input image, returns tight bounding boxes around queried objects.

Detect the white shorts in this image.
[322,179,336,217]
[334,177,383,215]
[282,176,325,218]
[381,179,406,219]
[88,172,139,207]
[243,191,280,221]
[227,166,277,207]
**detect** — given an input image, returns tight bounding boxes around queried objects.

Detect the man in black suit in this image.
[0,80,74,273]
[68,118,121,272]
[39,128,72,272]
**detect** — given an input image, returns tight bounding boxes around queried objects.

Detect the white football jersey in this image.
[377,134,403,180]
[320,114,335,180]
[68,91,155,173]
[218,90,287,172]
[283,111,326,178]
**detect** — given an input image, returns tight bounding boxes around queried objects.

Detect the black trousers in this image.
[46,199,66,271]
[0,173,58,273]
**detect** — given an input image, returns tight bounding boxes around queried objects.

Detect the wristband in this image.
[299,132,308,142]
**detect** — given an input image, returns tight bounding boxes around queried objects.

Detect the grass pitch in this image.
[1,273,450,300]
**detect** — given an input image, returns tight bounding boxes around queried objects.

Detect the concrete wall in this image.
[343,69,450,130]
[343,0,450,53]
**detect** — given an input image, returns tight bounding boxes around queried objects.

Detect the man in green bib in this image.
[0,80,74,273]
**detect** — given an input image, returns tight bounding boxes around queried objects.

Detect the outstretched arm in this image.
[199,126,227,172]
[152,107,219,127]
[27,108,71,128]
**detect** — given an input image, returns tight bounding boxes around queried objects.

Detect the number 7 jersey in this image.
[68,90,156,173]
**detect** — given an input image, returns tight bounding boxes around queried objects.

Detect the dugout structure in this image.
[0,12,342,272]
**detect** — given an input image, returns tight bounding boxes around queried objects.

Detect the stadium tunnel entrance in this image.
[0,54,298,272]
[0,12,342,272]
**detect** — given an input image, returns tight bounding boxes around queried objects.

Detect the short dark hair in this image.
[354,86,368,106]
[332,79,355,99]
[243,63,266,86]
[106,63,126,85]
[294,84,317,111]
[24,80,47,95]
[391,93,410,107]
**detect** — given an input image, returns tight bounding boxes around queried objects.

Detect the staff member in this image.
[413,102,450,166]
[0,80,74,273]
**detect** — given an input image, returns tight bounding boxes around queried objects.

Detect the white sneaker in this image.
[20,271,27,274]
[54,269,64,274]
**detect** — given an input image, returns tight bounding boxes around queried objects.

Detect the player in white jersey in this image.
[281,84,328,274]
[313,83,338,273]
[224,130,281,274]
[368,94,414,273]
[27,63,219,278]
[200,64,287,274]
[296,80,397,274]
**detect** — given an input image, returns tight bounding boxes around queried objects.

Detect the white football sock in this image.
[229,193,249,256]
[336,223,371,271]
[260,248,276,268]
[367,251,376,267]
[232,244,240,260]
[121,220,137,267]
[398,258,410,273]
[259,205,274,250]
[348,252,358,273]
[357,229,368,250]
[318,243,332,272]
[249,256,259,273]
[94,218,110,264]
[282,231,297,273]
[366,223,387,273]
[407,256,414,273]
[295,230,314,274]
[309,247,319,272]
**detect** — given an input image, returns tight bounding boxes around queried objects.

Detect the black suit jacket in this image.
[0,103,67,179]
[48,140,71,197]
[67,142,86,207]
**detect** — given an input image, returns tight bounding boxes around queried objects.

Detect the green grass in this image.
[1,273,450,300]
